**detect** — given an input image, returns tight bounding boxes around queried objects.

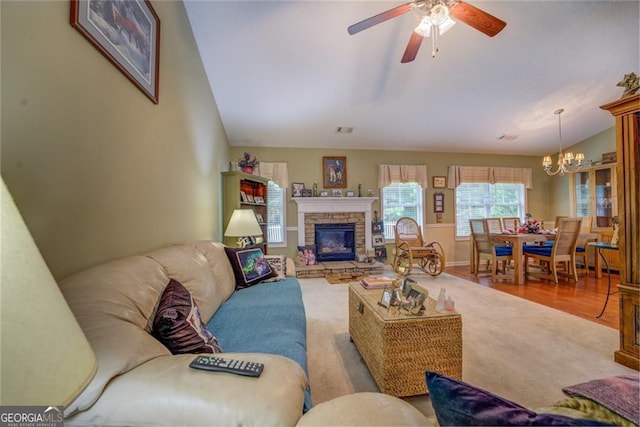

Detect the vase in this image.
[241,167,254,174]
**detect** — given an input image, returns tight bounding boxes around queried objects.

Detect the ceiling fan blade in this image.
[348,3,414,35]
[401,31,424,63]
[449,1,506,37]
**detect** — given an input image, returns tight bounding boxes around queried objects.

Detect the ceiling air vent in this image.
[336,127,354,134]
[497,134,518,141]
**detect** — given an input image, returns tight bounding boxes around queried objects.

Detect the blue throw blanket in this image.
[207,278,312,411]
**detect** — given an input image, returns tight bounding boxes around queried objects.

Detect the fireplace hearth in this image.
[315,223,355,262]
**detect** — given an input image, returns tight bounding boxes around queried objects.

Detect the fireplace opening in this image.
[315,223,356,262]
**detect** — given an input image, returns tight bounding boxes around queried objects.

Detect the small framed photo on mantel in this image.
[292,182,305,198]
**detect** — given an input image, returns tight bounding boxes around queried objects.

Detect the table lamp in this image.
[1,179,97,409]
[224,209,263,248]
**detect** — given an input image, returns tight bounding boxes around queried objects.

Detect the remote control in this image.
[189,355,264,377]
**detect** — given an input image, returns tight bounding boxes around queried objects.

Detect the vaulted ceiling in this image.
[185,1,639,156]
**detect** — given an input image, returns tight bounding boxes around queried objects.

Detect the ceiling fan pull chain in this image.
[432,24,437,57]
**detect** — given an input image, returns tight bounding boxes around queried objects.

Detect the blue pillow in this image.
[425,372,612,426]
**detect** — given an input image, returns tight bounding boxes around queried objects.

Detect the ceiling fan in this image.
[347,0,506,63]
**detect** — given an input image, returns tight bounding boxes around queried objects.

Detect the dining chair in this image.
[485,218,504,234]
[469,219,513,281]
[554,215,568,228]
[523,217,582,284]
[575,216,596,276]
[502,217,520,233]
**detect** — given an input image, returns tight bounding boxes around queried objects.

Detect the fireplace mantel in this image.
[293,197,378,248]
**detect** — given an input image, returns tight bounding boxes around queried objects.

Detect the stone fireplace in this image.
[293,197,377,255]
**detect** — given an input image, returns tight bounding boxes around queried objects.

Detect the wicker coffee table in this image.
[348,283,462,397]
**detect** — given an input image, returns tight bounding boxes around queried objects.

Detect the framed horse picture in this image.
[322,156,347,188]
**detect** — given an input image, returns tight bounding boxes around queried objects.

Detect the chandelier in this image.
[542,108,585,176]
[413,3,456,58]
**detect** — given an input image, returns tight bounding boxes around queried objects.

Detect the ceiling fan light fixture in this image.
[414,16,432,37]
[438,16,456,35]
[429,4,449,25]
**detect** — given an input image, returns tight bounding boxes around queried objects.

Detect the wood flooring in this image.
[445,265,620,330]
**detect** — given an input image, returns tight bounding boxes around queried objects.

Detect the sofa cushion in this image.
[64,353,308,427]
[152,279,222,354]
[59,255,173,416]
[207,277,311,411]
[224,247,277,289]
[296,392,429,426]
[145,242,235,323]
[262,254,287,282]
[425,371,610,426]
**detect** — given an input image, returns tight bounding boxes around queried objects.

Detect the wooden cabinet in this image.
[570,163,617,229]
[222,171,269,251]
[600,93,639,371]
[570,163,620,270]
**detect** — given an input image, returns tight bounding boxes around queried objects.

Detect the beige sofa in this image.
[60,241,309,426]
[60,240,428,426]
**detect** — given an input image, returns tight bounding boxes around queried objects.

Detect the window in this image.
[455,182,525,237]
[381,182,423,239]
[266,181,286,246]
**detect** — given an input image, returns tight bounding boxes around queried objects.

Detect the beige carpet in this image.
[300,269,637,423]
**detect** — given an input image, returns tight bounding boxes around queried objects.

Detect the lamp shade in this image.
[224,209,263,237]
[1,180,97,407]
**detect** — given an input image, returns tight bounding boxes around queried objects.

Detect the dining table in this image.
[470,231,600,286]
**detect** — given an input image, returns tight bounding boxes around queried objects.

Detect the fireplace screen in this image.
[315,223,356,262]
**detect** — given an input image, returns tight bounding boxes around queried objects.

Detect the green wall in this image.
[230,131,616,260]
[0,0,617,275]
[1,1,229,279]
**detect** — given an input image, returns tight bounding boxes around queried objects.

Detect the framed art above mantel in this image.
[70,0,161,104]
[323,156,347,188]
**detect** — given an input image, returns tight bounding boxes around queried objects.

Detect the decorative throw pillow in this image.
[425,371,610,426]
[261,254,287,282]
[224,247,278,289]
[297,245,318,266]
[561,375,639,426]
[152,279,223,354]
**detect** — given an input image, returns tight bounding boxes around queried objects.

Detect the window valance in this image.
[258,162,289,188]
[447,166,533,189]
[378,164,428,188]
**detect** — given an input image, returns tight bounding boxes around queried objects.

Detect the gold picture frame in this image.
[433,176,446,188]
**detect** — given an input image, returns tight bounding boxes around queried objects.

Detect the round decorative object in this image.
[241,166,254,174]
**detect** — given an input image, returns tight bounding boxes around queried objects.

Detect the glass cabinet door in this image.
[594,168,614,227]
[569,164,616,230]
[573,170,591,218]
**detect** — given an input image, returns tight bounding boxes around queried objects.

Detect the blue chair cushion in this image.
[576,246,585,253]
[523,245,552,256]
[495,245,512,257]
[544,240,555,246]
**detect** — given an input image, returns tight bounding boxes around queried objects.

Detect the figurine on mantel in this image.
[617,72,639,98]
